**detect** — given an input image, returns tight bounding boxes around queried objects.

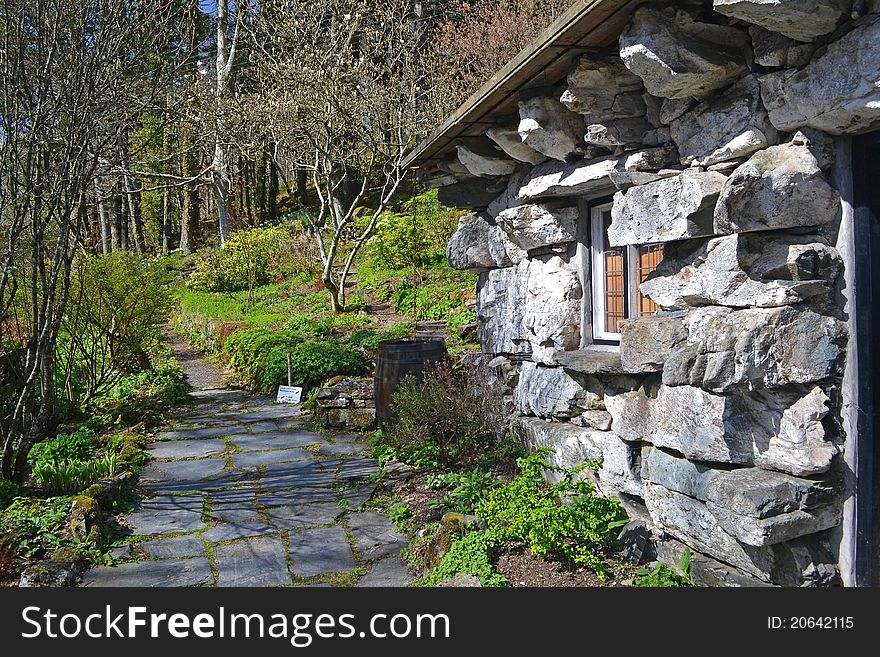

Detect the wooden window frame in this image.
[585,200,663,344]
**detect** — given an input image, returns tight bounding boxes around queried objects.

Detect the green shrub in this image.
[635,549,693,587]
[61,250,171,405]
[262,340,363,390]
[419,531,506,587]
[388,502,412,532]
[386,365,495,464]
[33,455,118,494]
[28,427,96,468]
[477,449,628,580]
[366,190,461,271]
[1,496,72,558]
[0,479,20,510]
[187,224,293,292]
[91,355,188,426]
[427,470,498,515]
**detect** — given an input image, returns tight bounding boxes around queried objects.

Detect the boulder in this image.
[561,53,651,148]
[476,250,582,364]
[654,536,774,587]
[571,409,614,431]
[496,203,578,251]
[518,95,587,162]
[713,0,851,42]
[660,97,695,124]
[518,148,679,200]
[597,434,644,497]
[662,306,846,391]
[561,53,647,120]
[584,118,652,148]
[446,214,514,272]
[670,76,778,167]
[644,483,839,584]
[609,171,726,246]
[749,26,816,68]
[487,223,528,268]
[486,164,529,218]
[608,168,681,191]
[709,501,841,547]
[640,232,841,309]
[510,416,604,482]
[485,125,547,165]
[455,141,517,178]
[619,7,749,99]
[437,177,508,210]
[606,384,837,476]
[620,313,686,373]
[759,15,880,134]
[714,141,840,234]
[514,362,596,419]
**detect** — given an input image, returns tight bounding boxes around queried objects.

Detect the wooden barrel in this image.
[374,337,448,426]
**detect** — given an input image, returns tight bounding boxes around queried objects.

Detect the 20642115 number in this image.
[789,617,854,629]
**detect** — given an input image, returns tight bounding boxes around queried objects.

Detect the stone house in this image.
[403,0,880,586]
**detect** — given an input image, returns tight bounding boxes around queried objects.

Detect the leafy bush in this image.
[28,427,96,468]
[0,496,72,558]
[61,250,171,405]
[419,531,506,588]
[91,356,188,426]
[477,449,628,580]
[427,470,498,515]
[187,224,295,292]
[635,549,693,588]
[388,502,412,532]
[0,479,20,510]
[33,455,118,494]
[366,190,461,271]
[387,365,495,464]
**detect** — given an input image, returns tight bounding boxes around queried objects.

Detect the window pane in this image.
[636,243,664,317]
[601,213,626,334]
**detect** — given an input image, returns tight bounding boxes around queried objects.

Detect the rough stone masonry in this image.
[434,0,880,586]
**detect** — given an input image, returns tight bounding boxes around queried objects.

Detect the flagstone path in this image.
[80,336,412,587]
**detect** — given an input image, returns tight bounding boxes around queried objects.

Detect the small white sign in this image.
[276,385,303,404]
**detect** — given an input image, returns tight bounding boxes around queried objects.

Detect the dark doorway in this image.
[852,132,880,586]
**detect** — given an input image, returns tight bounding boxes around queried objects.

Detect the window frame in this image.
[581,199,663,345]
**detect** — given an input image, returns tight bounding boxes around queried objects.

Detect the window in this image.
[589,201,664,342]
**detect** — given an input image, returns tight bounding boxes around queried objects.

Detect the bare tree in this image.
[248,0,427,311]
[0,0,192,482]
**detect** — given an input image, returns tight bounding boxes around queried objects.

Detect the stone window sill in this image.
[551,346,625,375]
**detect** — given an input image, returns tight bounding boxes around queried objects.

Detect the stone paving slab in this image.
[211,500,261,523]
[232,447,313,469]
[159,426,237,440]
[257,488,339,508]
[246,421,284,433]
[124,495,205,536]
[142,469,245,495]
[231,431,325,451]
[141,534,206,559]
[214,536,292,587]
[139,458,227,483]
[318,442,368,457]
[289,526,356,578]
[259,461,337,491]
[201,519,277,543]
[82,558,213,587]
[347,511,408,560]
[265,502,344,530]
[337,456,379,483]
[356,557,414,587]
[343,483,377,510]
[148,438,228,460]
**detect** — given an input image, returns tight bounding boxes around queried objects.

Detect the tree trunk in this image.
[268,149,279,223]
[162,187,172,254]
[213,0,238,248]
[297,167,308,206]
[256,150,267,225]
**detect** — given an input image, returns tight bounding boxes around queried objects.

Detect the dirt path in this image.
[166,330,226,391]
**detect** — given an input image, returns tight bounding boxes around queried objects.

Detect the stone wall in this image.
[438,0,880,586]
[315,377,376,430]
